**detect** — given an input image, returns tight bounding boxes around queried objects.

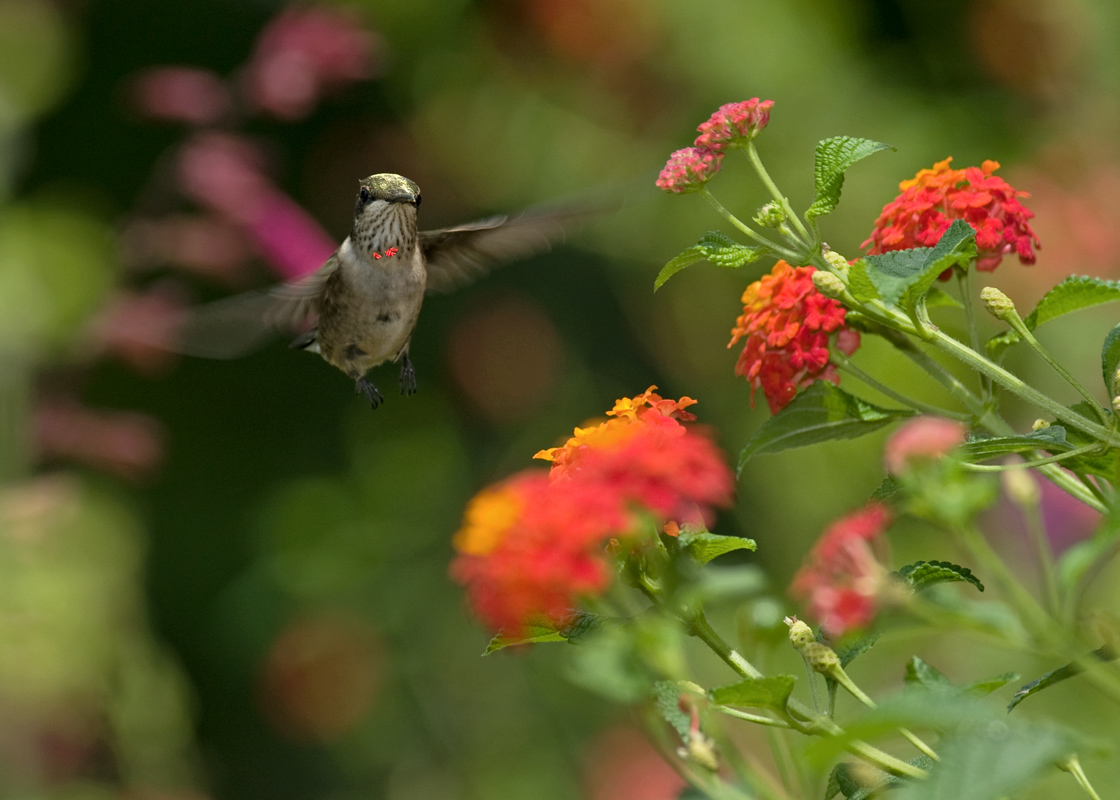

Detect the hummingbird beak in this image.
[387,191,419,206]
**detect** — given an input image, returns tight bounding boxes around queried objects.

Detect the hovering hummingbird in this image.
[181,173,579,407]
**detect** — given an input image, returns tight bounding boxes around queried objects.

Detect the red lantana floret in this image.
[863,157,1040,272]
[694,98,774,151]
[790,505,892,636]
[728,262,860,413]
[656,147,723,194]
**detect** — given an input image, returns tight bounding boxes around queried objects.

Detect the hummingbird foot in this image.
[355,377,383,409]
[399,353,417,396]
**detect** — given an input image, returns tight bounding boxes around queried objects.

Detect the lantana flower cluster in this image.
[451,388,734,634]
[656,98,774,194]
[863,157,1040,272]
[728,261,861,413]
[789,505,892,636]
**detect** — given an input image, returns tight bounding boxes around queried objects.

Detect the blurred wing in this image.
[420,210,576,294]
[176,258,337,359]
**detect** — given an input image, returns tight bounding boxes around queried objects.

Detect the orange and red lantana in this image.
[729,262,860,413]
[863,157,1040,272]
[451,388,734,635]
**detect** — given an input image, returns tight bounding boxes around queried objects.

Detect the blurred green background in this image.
[3,0,1120,798]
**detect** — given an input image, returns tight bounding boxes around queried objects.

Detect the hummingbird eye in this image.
[359,186,372,204]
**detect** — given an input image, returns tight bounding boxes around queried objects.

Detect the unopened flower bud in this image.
[784,616,814,651]
[1032,419,1050,431]
[811,269,847,300]
[801,641,840,675]
[1002,468,1040,508]
[754,202,787,228]
[1113,396,1120,416]
[680,734,720,771]
[980,287,1017,322]
[822,248,851,277]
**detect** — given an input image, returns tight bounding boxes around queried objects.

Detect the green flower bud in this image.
[1032,419,1050,431]
[980,287,1017,322]
[822,248,851,277]
[1002,468,1040,508]
[811,269,847,300]
[784,616,815,651]
[801,641,840,675]
[753,202,787,228]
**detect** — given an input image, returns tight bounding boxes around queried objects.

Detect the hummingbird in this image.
[180,173,579,407]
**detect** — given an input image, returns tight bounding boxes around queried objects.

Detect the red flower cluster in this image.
[694,98,774,150]
[790,505,892,636]
[451,388,734,634]
[656,99,775,194]
[863,157,1040,272]
[729,261,860,413]
[656,147,723,194]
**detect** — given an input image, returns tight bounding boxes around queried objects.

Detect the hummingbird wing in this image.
[420,210,575,294]
[174,256,338,359]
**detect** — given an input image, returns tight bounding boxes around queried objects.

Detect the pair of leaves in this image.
[904,656,1016,698]
[988,275,1120,355]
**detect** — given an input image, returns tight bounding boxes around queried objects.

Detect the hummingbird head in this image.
[351,173,422,257]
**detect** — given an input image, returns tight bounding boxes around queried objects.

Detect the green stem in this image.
[1020,484,1062,617]
[831,351,970,420]
[684,609,928,780]
[743,142,813,247]
[927,326,1120,446]
[712,705,792,728]
[958,270,994,403]
[994,301,1111,428]
[699,188,801,261]
[1060,755,1103,800]
[829,666,940,762]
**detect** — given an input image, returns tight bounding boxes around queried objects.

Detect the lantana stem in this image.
[743,142,813,247]
[830,351,971,421]
[1060,755,1103,800]
[828,665,940,762]
[698,188,800,261]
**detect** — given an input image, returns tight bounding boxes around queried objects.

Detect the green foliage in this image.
[653,680,694,740]
[654,230,765,289]
[956,426,1070,462]
[904,657,1017,698]
[709,675,796,712]
[1101,322,1120,397]
[484,622,568,654]
[836,632,881,668]
[805,136,894,221]
[738,383,914,472]
[897,560,984,592]
[989,275,1120,357]
[849,221,976,311]
[894,724,1081,800]
[826,758,936,800]
[677,528,757,564]
[1007,645,1117,712]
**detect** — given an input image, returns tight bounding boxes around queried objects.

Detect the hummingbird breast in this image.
[316,239,427,379]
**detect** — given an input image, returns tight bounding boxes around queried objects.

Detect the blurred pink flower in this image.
[242,5,379,120]
[177,132,336,280]
[129,67,232,125]
[583,726,687,800]
[88,286,188,374]
[884,416,968,475]
[120,214,255,284]
[34,400,165,481]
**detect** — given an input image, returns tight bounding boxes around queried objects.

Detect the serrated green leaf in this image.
[957,426,1070,463]
[837,632,881,668]
[854,221,976,310]
[895,724,1080,800]
[655,245,706,290]
[897,560,984,592]
[905,656,953,690]
[806,136,894,220]
[1025,274,1120,330]
[484,623,567,654]
[738,383,914,472]
[653,680,693,740]
[870,476,901,503]
[709,675,796,711]
[985,329,1020,359]
[655,231,766,290]
[1007,644,1117,711]
[678,530,757,564]
[1053,403,1119,478]
[1101,322,1120,397]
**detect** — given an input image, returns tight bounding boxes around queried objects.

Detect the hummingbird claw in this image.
[399,353,417,396]
[355,377,383,409]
